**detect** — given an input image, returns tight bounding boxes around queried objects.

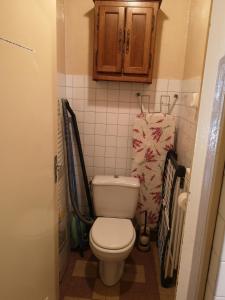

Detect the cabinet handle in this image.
[118,28,123,54]
[126,29,130,54]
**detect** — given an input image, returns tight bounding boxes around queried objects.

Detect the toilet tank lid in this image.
[92,175,140,188]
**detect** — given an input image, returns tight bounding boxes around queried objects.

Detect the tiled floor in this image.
[60,243,175,300]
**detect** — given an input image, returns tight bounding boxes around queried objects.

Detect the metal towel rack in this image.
[136,92,179,114]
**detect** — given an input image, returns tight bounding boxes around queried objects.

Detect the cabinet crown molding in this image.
[93,0,162,7]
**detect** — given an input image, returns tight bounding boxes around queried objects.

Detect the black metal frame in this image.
[158,149,186,287]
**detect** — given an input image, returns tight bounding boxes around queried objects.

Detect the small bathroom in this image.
[1,1,225,300]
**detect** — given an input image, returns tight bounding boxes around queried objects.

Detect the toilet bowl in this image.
[90,175,140,286]
[89,217,136,286]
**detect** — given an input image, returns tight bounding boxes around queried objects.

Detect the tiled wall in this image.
[65,75,200,179]
[205,176,225,300]
[176,78,201,167]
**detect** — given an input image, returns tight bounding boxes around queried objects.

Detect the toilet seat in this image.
[91,217,135,250]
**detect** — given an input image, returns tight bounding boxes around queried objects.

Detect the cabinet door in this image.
[96,6,125,73]
[124,7,153,75]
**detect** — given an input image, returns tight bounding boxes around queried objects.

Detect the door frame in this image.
[176,0,225,298]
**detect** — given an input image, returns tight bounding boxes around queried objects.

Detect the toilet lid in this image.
[91,217,135,250]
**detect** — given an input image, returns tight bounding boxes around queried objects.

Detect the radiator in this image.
[157,150,189,287]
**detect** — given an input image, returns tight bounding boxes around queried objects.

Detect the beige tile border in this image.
[72,260,98,278]
[93,279,120,300]
[122,264,146,283]
[64,297,91,300]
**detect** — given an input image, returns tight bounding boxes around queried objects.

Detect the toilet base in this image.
[99,260,124,286]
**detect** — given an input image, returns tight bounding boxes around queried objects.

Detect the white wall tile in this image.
[132,83,144,91]
[84,123,95,135]
[75,111,84,122]
[73,99,84,111]
[84,111,95,123]
[95,123,106,135]
[116,147,128,158]
[84,76,96,88]
[155,79,169,91]
[130,103,139,114]
[117,136,128,147]
[117,125,128,137]
[96,88,107,100]
[84,99,95,112]
[95,112,106,124]
[84,134,95,146]
[73,87,85,99]
[94,156,105,168]
[66,74,73,87]
[115,168,126,176]
[118,102,130,113]
[84,88,96,101]
[118,113,129,125]
[168,79,182,92]
[105,157,116,168]
[108,89,119,101]
[93,167,104,175]
[86,166,94,177]
[106,135,117,147]
[66,87,73,99]
[84,145,94,156]
[96,81,108,89]
[108,81,119,90]
[119,82,132,90]
[105,167,116,175]
[73,75,85,87]
[94,146,105,157]
[105,147,116,158]
[119,89,131,102]
[107,101,119,113]
[107,113,118,124]
[96,100,107,112]
[84,156,94,167]
[106,124,117,136]
[95,135,105,147]
[116,158,126,169]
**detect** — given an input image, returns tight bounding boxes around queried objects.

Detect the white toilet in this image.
[89,175,140,286]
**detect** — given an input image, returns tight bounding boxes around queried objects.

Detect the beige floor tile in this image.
[92,278,120,300]
[122,263,146,283]
[72,260,98,278]
[159,293,175,300]
[64,297,91,300]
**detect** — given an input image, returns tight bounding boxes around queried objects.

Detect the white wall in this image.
[0,1,58,299]
[176,1,225,299]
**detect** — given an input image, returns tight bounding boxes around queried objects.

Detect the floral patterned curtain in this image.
[131,112,175,228]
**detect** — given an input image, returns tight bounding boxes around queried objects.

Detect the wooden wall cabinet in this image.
[93,0,161,83]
